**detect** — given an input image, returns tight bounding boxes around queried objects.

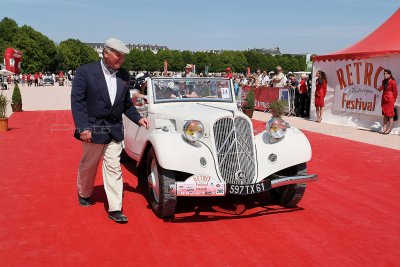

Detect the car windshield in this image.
[152,78,233,103]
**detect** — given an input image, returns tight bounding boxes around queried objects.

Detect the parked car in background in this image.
[123,77,317,218]
[43,77,54,86]
[0,76,8,90]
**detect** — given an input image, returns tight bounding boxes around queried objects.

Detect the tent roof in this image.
[0,69,14,76]
[314,8,400,62]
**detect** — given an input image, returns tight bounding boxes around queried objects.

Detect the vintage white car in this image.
[123,77,317,218]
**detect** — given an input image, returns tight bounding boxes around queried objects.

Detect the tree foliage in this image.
[0,17,18,56]
[13,25,57,73]
[0,17,57,73]
[57,39,99,71]
[12,83,22,105]
[0,16,307,74]
[123,48,144,71]
[123,48,305,74]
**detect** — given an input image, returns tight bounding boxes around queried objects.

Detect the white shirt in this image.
[258,75,263,85]
[262,75,270,85]
[100,60,117,105]
[273,72,286,87]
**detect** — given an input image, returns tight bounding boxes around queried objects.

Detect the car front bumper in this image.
[169,174,317,197]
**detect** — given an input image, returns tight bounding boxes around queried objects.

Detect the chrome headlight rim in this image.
[183,120,204,142]
[265,118,288,139]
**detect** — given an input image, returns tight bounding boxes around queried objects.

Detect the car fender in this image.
[144,131,220,180]
[254,126,312,182]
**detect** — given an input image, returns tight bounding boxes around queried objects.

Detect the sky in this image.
[1,0,400,55]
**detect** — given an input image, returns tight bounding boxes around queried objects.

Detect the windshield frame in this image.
[151,77,234,104]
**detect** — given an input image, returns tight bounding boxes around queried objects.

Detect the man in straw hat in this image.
[184,64,197,77]
[71,37,150,223]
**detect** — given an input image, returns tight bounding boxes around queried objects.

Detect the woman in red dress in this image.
[378,69,398,134]
[315,70,327,122]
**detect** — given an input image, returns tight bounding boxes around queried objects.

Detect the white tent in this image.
[0,69,14,75]
[311,8,400,134]
[0,69,14,90]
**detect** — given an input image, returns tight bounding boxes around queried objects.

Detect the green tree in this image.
[0,18,58,73]
[181,50,193,67]
[57,39,99,71]
[265,54,278,72]
[155,49,171,72]
[218,51,235,72]
[0,17,19,56]
[243,51,265,72]
[155,49,184,72]
[124,48,145,71]
[12,83,22,105]
[169,50,184,71]
[277,56,290,72]
[208,52,221,73]
[296,55,307,71]
[13,25,57,73]
[218,50,249,73]
[142,50,158,71]
[193,51,209,74]
[231,51,248,73]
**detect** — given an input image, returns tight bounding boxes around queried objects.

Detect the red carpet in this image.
[0,111,399,266]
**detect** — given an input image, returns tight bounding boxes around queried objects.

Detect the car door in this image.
[123,100,149,159]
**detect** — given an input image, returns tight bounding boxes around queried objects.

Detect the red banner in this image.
[242,86,284,111]
[163,60,168,76]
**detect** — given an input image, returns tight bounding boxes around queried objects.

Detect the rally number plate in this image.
[228,180,271,195]
[175,175,226,196]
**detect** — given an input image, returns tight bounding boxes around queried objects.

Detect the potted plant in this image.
[0,92,9,132]
[242,89,255,118]
[11,83,22,112]
[268,99,288,118]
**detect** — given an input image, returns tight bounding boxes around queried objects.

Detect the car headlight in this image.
[266,118,288,139]
[183,120,204,142]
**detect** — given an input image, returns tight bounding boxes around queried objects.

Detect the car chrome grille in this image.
[213,117,256,184]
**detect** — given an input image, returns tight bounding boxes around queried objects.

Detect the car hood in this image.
[154,102,237,121]
[152,102,248,133]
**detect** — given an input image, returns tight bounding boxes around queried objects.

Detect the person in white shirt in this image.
[272,66,286,87]
[261,70,270,86]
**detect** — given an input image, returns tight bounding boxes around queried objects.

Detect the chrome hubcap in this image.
[148,159,160,203]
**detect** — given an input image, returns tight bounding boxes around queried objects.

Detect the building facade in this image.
[248,47,281,56]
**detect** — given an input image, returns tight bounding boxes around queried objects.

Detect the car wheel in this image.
[270,163,307,207]
[147,148,177,218]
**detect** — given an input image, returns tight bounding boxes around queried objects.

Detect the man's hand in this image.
[139,118,150,129]
[80,130,92,143]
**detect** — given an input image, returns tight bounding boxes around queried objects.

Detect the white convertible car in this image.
[123,77,317,218]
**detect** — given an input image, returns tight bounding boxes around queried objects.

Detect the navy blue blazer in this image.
[71,61,142,144]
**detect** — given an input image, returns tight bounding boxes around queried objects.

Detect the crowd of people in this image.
[131,65,398,132]
[2,71,74,87]
[6,62,397,132]
[132,65,313,118]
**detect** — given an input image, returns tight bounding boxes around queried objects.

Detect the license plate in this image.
[228,180,271,195]
[175,175,226,196]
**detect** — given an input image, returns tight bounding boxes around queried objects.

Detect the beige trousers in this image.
[77,140,123,212]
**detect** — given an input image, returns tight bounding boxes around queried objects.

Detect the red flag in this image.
[164,60,168,76]
[247,67,251,77]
